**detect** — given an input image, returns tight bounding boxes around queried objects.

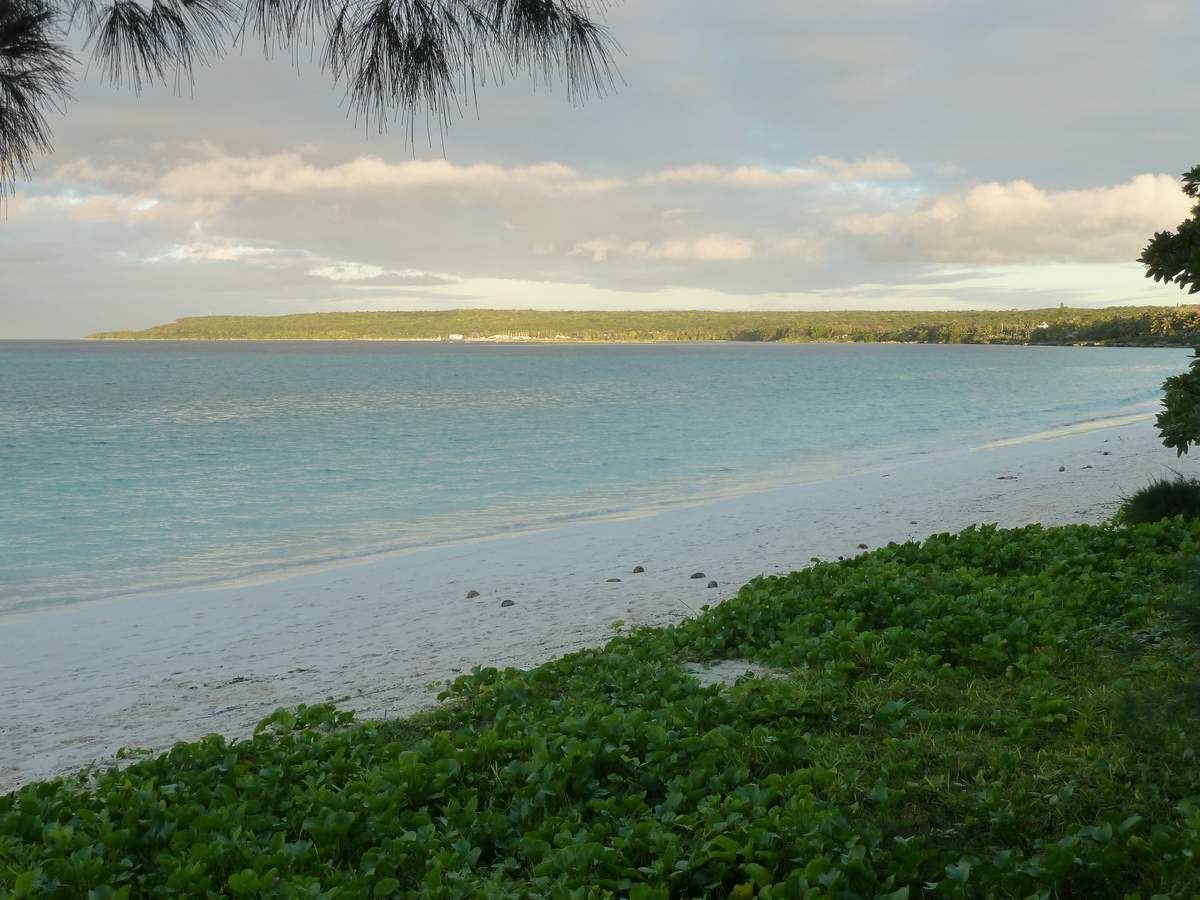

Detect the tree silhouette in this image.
[1141,163,1200,298]
[0,0,617,198]
[1141,164,1200,455]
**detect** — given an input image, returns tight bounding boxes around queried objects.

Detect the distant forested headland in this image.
[86,305,1200,345]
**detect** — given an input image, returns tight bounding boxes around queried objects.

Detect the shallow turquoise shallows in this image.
[0,340,1190,615]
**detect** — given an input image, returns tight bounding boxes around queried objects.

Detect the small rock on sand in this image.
[466,590,480,599]
[690,572,705,579]
[1059,466,1065,472]
[500,599,515,608]
[857,543,868,549]
[632,565,645,573]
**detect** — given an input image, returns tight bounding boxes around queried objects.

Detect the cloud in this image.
[50,158,158,191]
[144,242,311,265]
[137,241,456,288]
[21,137,1195,314]
[836,173,1193,263]
[574,233,826,264]
[766,236,828,262]
[153,153,625,201]
[308,262,453,286]
[10,190,220,223]
[33,149,627,231]
[641,155,912,187]
[572,238,622,262]
[574,233,757,262]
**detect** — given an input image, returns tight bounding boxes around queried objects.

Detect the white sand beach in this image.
[0,416,1191,792]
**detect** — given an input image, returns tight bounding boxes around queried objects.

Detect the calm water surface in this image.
[0,340,1189,614]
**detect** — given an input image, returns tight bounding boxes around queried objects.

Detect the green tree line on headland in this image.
[86,304,1200,344]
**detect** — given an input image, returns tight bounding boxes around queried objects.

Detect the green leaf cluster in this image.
[6,520,1200,897]
[84,305,1200,346]
[1157,349,1200,455]
[1140,164,1200,296]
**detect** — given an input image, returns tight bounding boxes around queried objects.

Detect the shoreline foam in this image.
[1,417,1192,791]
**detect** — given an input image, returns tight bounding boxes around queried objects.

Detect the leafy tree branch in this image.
[1140,164,1200,296]
[1142,164,1200,454]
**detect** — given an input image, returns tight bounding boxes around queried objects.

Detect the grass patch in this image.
[1117,475,1200,524]
[5,521,1200,897]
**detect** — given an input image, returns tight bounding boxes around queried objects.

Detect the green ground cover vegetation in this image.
[86,305,1200,345]
[6,518,1200,897]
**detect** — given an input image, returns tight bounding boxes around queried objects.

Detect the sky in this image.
[5,0,1200,338]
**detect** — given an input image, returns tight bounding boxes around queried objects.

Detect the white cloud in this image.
[308,261,390,281]
[574,233,757,262]
[836,174,1193,263]
[766,236,828,262]
[10,0,1200,338]
[28,149,627,231]
[573,238,623,262]
[50,158,157,190]
[575,233,825,263]
[135,241,455,289]
[10,190,218,223]
[641,155,912,186]
[144,242,310,265]
[14,132,1197,336]
[638,234,757,260]
[152,153,625,201]
[307,262,452,285]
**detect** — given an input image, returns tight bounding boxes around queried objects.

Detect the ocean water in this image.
[0,340,1190,615]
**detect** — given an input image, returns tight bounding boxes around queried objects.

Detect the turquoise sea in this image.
[0,340,1190,616]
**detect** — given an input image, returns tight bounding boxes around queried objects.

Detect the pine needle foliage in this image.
[0,0,617,196]
[0,0,72,199]
[7,519,1200,896]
